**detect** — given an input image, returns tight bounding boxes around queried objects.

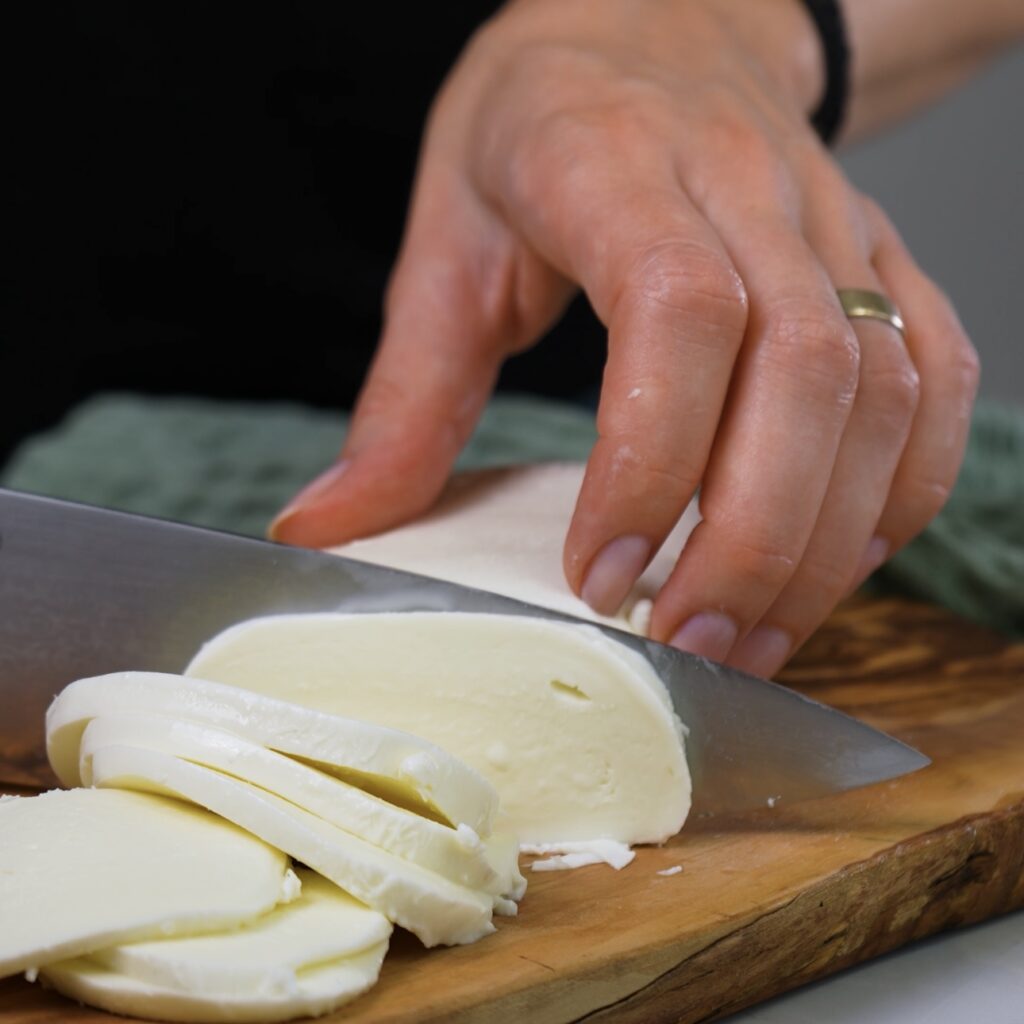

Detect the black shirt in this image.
[2,4,605,464]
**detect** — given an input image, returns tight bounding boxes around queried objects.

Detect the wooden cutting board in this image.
[3,595,1023,1023]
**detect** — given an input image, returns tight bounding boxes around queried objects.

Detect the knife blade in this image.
[0,488,929,811]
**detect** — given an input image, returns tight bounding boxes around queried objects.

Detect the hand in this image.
[270,0,979,677]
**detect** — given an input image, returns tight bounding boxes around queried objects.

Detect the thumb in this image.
[269,172,564,548]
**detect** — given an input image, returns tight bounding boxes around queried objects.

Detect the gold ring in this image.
[837,288,905,336]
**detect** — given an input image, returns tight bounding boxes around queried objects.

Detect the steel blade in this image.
[0,488,929,808]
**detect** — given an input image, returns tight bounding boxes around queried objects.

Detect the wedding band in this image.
[837,288,906,336]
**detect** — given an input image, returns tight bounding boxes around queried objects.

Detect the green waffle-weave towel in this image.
[1,393,597,535]
[3,392,1022,637]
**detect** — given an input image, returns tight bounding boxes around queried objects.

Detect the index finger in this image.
[271,163,569,547]
[480,119,750,612]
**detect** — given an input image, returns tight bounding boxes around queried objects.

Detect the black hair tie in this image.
[799,0,851,146]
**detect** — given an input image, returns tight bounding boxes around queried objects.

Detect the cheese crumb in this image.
[657,865,683,877]
[522,840,635,872]
[627,598,653,636]
[281,868,303,904]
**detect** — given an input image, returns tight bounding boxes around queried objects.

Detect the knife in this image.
[0,487,929,812]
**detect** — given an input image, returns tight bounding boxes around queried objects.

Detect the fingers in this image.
[565,230,749,614]
[728,176,921,677]
[867,201,980,557]
[648,201,861,661]
[476,113,751,612]
[650,144,972,679]
[568,230,750,613]
[270,161,571,548]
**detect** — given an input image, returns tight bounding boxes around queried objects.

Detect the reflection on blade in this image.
[0,488,928,805]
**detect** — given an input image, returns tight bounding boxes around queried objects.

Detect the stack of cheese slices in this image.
[4,660,526,1021]
[1,466,692,1022]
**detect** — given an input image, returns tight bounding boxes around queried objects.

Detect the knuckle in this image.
[353,371,408,428]
[889,472,956,543]
[703,91,773,160]
[897,481,950,544]
[631,452,705,498]
[916,283,981,399]
[909,471,956,515]
[759,300,861,398]
[590,436,704,503]
[725,532,799,593]
[505,109,574,207]
[794,549,859,600]
[698,96,796,204]
[504,102,638,216]
[860,348,921,428]
[620,241,749,343]
[950,333,982,398]
[881,364,922,421]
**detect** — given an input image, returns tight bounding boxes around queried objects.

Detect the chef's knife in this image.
[0,488,929,811]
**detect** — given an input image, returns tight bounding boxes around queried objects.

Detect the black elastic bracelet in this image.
[798,0,850,146]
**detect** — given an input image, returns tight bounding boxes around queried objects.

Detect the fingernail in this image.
[848,535,889,594]
[730,626,792,679]
[268,459,350,540]
[581,535,651,616]
[669,612,738,662]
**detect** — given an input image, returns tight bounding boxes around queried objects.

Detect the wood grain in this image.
[3,595,1023,1023]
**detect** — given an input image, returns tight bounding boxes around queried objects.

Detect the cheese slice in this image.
[47,671,497,834]
[186,613,690,845]
[335,463,702,633]
[91,870,390,998]
[79,712,523,900]
[41,944,388,1024]
[0,789,292,980]
[87,743,505,947]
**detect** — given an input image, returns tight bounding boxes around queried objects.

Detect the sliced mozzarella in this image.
[0,788,291,980]
[79,712,523,900]
[93,870,390,998]
[47,671,497,834]
[41,944,387,1024]
[88,744,504,947]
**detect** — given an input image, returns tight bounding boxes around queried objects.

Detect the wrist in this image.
[702,0,827,119]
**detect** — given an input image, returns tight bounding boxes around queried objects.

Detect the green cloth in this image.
[1,393,598,538]
[3,392,1022,637]
[872,400,1024,638]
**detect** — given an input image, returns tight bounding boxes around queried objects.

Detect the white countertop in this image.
[728,909,1024,1023]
